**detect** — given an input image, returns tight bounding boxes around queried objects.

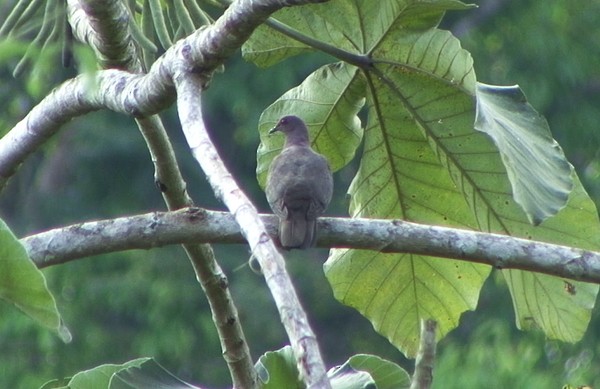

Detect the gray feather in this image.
[266,116,333,249]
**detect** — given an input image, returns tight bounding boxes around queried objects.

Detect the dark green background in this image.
[0,1,599,388]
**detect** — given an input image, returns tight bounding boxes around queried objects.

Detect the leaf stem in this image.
[264,17,372,68]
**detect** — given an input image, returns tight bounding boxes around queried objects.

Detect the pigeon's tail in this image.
[279,213,316,249]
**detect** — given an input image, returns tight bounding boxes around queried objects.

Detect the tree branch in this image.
[67,1,258,387]
[0,0,328,189]
[410,319,437,389]
[67,0,141,70]
[173,72,330,388]
[22,209,600,284]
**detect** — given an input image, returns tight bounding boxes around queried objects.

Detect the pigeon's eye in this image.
[280,118,287,125]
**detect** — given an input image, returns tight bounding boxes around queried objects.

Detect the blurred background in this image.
[0,1,599,387]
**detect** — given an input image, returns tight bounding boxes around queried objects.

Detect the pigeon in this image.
[266,115,333,249]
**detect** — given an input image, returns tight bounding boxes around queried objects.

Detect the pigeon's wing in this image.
[305,153,333,219]
[266,147,308,214]
[267,147,333,219]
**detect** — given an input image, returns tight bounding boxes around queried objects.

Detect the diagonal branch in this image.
[173,72,331,388]
[0,0,329,189]
[66,1,257,387]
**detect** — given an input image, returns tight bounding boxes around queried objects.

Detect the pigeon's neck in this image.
[284,132,310,148]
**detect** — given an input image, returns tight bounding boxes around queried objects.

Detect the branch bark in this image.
[65,1,260,387]
[0,0,333,386]
[22,208,600,284]
[173,72,330,388]
[0,0,328,189]
[410,319,437,389]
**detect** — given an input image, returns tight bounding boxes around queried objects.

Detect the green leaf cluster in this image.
[247,0,600,357]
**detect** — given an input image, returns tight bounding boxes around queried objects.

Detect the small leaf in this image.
[38,377,71,389]
[0,218,68,340]
[475,83,574,225]
[328,363,375,389]
[255,346,303,389]
[66,359,150,389]
[59,358,198,389]
[347,354,411,389]
[68,358,150,389]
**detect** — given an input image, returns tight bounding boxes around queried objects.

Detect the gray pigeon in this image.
[266,115,333,249]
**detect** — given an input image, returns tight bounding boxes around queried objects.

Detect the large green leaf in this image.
[326,28,491,357]
[253,0,599,357]
[256,62,365,187]
[502,177,600,342]
[0,218,69,341]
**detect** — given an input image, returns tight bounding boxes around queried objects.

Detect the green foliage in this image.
[256,346,409,389]
[248,0,600,357]
[343,354,411,389]
[136,0,214,69]
[1,0,600,387]
[56,358,150,389]
[475,83,573,224]
[434,318,599,388]
[455,1,600,198]
[256,62,365,187]
[256,346,303,389]
[109,358,198,389]
[0,0,70,78]
[39,357,199,389]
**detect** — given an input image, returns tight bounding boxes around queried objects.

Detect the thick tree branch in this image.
[0,0,328,189]
[67,0,141,70]
[22,209,600,284]
[173,72,330,388]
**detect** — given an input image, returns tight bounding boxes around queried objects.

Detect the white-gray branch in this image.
[22,208,600,284]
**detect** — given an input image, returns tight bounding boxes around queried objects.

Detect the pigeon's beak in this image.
[268,125,280,135]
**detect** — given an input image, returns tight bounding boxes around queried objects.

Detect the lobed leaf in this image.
[255,0,599,356]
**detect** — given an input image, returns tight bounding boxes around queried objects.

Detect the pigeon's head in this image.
[269,115,310,146]
[269,115,307,135]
